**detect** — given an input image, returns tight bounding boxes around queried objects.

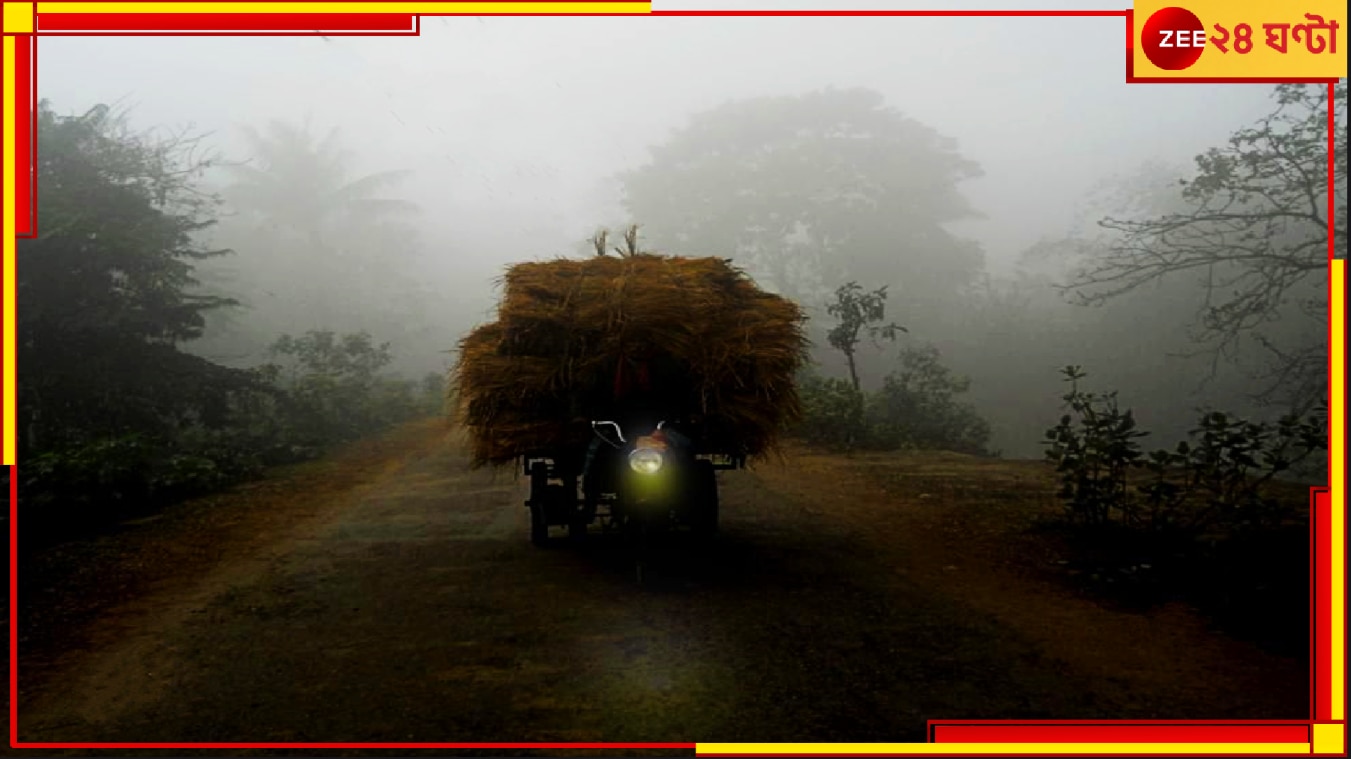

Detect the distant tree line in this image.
[618,83,1340,463]
[17,79,1338,537]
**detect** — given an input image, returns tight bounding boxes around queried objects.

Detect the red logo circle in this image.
[1141,7,1206,70]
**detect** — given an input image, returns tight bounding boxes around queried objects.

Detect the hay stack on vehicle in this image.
[453,252,809,467]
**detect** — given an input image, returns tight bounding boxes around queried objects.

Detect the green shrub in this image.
[24,435,158,515]
[1138,408,1325,536]
[1044,365,1325,536]
[21,427,266,527]
[1042,366,1325,654]
[796,371,866,450]
[1043,365,1148,526]
[21,328,440,534]
[264,330,426,444]
[796,345,993,455]
[867,345,992,455]
[420,371,447,414]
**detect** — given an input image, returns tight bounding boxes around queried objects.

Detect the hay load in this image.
[452,239,810,467]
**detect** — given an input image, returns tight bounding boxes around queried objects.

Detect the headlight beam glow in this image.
[629,447,664,475]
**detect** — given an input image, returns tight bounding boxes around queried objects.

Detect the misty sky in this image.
[38,9,1282,282]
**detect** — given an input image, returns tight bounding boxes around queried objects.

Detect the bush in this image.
[1042,366,1324,655]
[20,329,441,535]
[263,330,426,444]
[1043,366,1148,526]
[24,435,158,516]
[20,426,268,528]
[796,371,866,450]
[868,345,992,455]
[796,345,993,455]
[420,371,447,415]
[1138,408,1325,536]
[1044,365,1325,537]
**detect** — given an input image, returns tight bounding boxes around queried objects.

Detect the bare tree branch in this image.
[1061,83,1345,411]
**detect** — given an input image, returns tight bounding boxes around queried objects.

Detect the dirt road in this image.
[16,420,1307,748]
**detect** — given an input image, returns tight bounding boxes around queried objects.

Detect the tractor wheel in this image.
[528,462,550,547]
[691,459,719,541]
[530,504,548,547]
[568,517,588,542]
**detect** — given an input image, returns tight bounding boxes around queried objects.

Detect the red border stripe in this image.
[37,13,416,32]
[1315,489,1332,721]
[1330,83,1337,261]
[8,468,17,747]
[932,725,1312,743]
[1310,488,1318,720]
[14,34,34,238]
[5,8,1343,752]
[652,9,1126,15]
[14,742,696,749]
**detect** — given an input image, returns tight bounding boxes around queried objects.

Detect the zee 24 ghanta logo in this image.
[1140,5,1339,72]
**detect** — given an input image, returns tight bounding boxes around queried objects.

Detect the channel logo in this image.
[1130,0,1345,81]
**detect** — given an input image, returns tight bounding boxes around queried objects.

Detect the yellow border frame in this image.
[698,742,1317,755]
[3,30,16,465]
[1,3,1344,756]
[34,2,650,14]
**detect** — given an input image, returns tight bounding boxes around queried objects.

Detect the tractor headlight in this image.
[629,447,665,475]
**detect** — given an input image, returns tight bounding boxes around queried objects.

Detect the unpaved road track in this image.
[16,420,1306,750]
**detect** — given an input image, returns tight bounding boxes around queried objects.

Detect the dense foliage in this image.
[16,104,441,536]
[1041,365,1325,654]
[1064,83,1341,415]
[797,346,992,456]
[621,84,1341,461]
[1044,365,1325,538]
[796,278,992,455]
[621,87,985,318]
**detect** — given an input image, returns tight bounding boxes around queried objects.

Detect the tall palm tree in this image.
[224,118,419,255]
[213,118,425,344]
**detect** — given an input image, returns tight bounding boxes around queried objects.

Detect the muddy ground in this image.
[13,419,1308,753]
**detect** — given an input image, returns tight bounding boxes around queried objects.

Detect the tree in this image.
[194,119,432,366]
[1065,83,1345,412]
[219,118,421,314]
[868,344,992,456]
[263,330,407,442]
[620,87,985,309]
[18,102,252,455]
[825,281,906,394]
[224,119,418,251]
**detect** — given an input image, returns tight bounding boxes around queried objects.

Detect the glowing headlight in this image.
[629,447,665,475]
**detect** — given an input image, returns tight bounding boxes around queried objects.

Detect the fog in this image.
[40,15,1277,263]
[35,13,1331,457]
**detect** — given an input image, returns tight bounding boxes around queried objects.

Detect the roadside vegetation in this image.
[782,84,1337,655]
[18,83,1338,652]
[16,103,442,541]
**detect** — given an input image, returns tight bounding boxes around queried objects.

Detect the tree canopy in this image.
[19,102,251,454]
[191,119,433,369]
[1065,83,1344,412]
[224,119,419,246]
[18,103,444,525]
[620,87,985,307]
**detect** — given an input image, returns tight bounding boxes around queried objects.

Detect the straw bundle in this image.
[452,253,809,467]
